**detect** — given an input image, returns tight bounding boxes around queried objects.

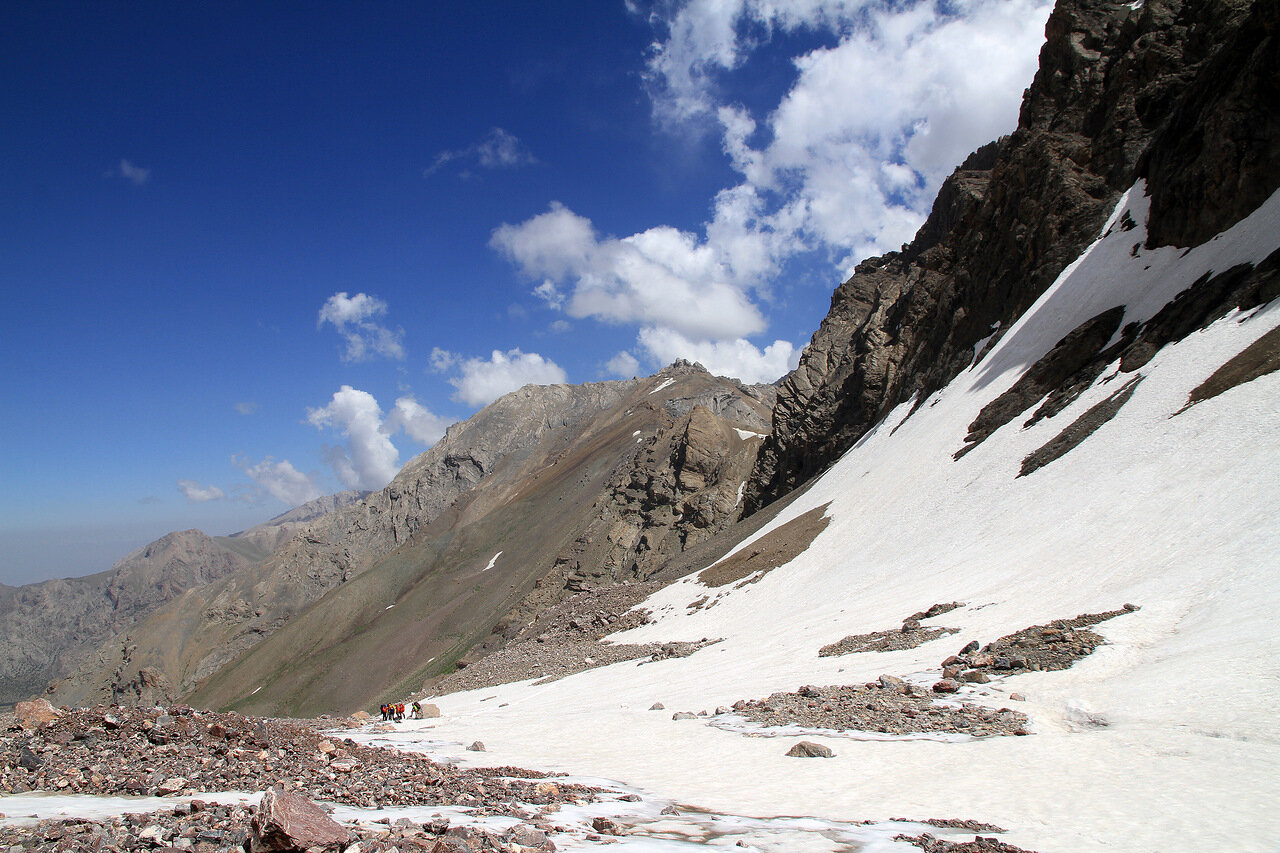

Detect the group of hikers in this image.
[379,700,423,721]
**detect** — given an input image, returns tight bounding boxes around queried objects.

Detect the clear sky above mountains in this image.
[0,0,1052,584]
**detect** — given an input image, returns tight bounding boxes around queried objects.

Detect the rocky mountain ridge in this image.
[746,0,1278,509]
[35,363,774,715]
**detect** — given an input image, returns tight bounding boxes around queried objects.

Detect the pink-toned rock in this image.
[14,698,61,730]
[932,678,960,694]
[250,788,350,852]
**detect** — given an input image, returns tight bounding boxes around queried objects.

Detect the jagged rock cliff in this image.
[746,0,1279,510]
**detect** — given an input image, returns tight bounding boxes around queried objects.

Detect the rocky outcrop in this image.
[746,0,1278,510]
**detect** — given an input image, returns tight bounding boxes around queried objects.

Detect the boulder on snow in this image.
[785,741,834,758]
[932,679,961,694]
[250,787,350,852]
[466,741,486,752]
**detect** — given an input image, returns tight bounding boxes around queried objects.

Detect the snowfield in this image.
[381,186,1280,852]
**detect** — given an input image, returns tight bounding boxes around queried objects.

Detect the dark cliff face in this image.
[745,0,1277,512]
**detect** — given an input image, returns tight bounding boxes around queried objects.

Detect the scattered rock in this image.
[14,699,61,731]
[250,787,351,852]
[649,702,665,710]
[932,679,960,694]
[591,816,624,835]
[785,741,834,758]
[672,712,697,720]
[466,741,486,752]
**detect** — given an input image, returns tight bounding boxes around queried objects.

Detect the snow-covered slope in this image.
[388,185,1280,852]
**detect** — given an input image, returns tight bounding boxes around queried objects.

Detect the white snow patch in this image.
[482,551,503,572]
[650,378,676,395]
[733,428,765,440]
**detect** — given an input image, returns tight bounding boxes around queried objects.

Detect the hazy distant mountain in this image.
[0,491,367,708]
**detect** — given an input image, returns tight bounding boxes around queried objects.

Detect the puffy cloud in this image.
[425,128,537,177]
[637,327,798,384]
[494,1,1050,386]
[446,349,568,407]
[429,346,458,373]
[238,457,323,506]
[177,479,224,503]
[307,386,402,490]
[233,401,258,415]
[318,292,405,362]
[604,350,641,378]
[492,204,766,340]
[386,396,451,446]
[645,0,1052,263]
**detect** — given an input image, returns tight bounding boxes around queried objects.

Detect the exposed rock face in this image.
[746,0,1278,511]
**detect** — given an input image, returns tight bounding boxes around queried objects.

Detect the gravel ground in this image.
[1,705,593,812]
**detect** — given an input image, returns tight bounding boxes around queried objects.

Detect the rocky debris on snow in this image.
[943,606,1139,676]
[466,741,486,752]
[649,702,664,710]
[0,704,597,813]
[897,819,1007,833]
[785,741,834,758]
[0,798,564,853]
[429,632,718,695]
[731,682,1028,738]
[591,816,625,836]
[820,620,959,657]
[896,832,1039,852]
[906,603,965,622]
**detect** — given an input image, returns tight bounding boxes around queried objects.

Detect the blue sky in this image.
[1,0,1052,584]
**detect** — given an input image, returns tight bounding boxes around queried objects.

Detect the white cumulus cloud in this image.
[491,203,766,340]
[604,350,642,378]
[177,479,224,503]
[238,457,323,507]
[645,0,1052,268]
[306,386,402,490]
[386,396,451,446]
[318,292,405,362]
[638,327,799,384]
[444,349,568,407]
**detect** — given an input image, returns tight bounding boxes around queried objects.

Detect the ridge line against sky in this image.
[1,0,1052,584]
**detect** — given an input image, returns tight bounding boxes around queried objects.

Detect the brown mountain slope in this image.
[46,363,772,715]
